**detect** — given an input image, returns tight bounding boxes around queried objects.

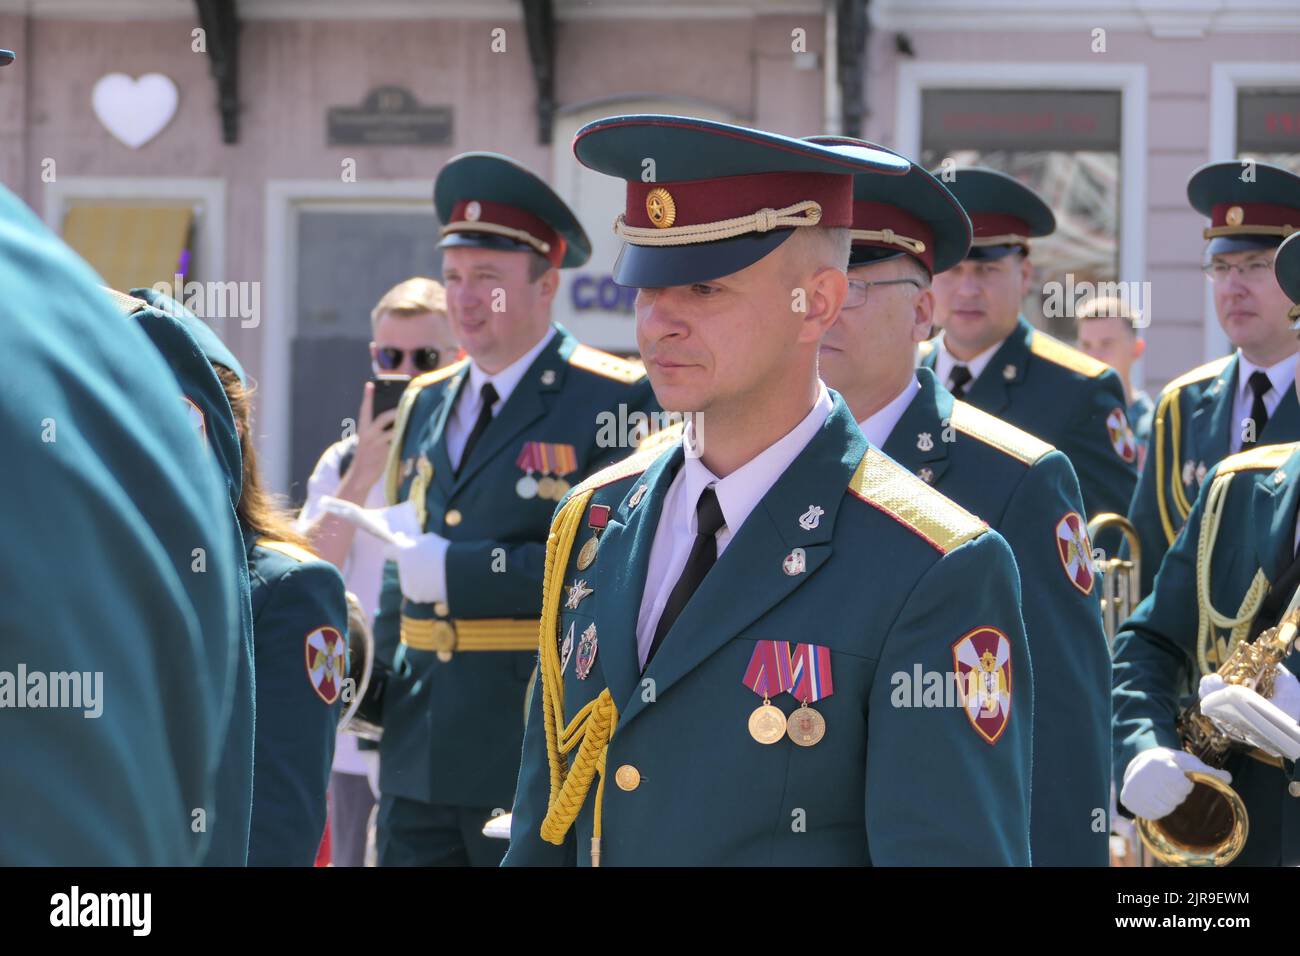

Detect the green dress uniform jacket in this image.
[504,397,1034,866]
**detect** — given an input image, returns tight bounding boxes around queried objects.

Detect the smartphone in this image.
[370,375,411,420]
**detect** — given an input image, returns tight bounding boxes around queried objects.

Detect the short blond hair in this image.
[1077,295,1141,336]
[370,277,447,333]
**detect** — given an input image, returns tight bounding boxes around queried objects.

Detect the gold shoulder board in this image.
[1161,355,1234,397]
[568,344,646,384]
[103,287,147,316]
[1215,442,1300,476]
[257,538,318,564]
[636,419,685,454]
[1028,330,1111,378]
[408,357,470,392]
[847,447,987,554]
[950,401,1054,465]
[571,442,665,497]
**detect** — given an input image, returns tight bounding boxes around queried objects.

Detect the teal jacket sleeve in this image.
[248,561,348,866]
[998,450,1111,864]
[1112,471,1210,810]
[866,529,1034,865]
[1059,368,1138,521]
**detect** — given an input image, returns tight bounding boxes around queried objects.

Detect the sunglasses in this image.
[375,346,444,372]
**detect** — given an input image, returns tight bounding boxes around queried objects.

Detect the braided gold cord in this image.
[1196,471,1269,675]
[612,200,822,247]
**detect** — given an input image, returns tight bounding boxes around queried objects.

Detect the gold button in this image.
[445,509,462,527]
[614,765,641,791]
[1288,781,1300,798]
[434,602,449,617]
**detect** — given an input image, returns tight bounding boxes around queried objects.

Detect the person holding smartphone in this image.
[298,276,459,866]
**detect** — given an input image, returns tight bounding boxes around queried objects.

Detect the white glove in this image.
[1201,665,1300,722]
[319,497,449,605]
[1268,664,1300,722]
[389,529,450,605]
[1120,746,1232,820]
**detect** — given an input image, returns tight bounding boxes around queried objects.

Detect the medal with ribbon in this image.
[742,640,793,745]
[788,643,833,746]
[516,442,579,501]
[576,504,610,571]
[515,443,543,499]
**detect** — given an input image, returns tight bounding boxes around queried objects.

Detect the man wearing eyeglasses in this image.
[921,168,1138,523]
[813,142,1110,865]
[298,276,459,867]
[1124,161,1300,597]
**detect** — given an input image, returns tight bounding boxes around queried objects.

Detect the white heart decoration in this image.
[92,73,179,149]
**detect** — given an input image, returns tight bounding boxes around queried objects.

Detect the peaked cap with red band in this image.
[1276,232,1300,325]
[807,136,971,275]
[434,151,591,269]
[932,166,1055,264]
[572,114,909,287]
[1187,160,1300,257]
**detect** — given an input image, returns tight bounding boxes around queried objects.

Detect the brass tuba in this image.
[338,591,377,738]
[1134,607,1300,866]
[1088,513,1148,866]
[1086,513,1142,650]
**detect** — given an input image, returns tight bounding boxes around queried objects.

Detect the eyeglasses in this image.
[844,277,923,308]
[376,346,444,372]
[1200,258,1275,283]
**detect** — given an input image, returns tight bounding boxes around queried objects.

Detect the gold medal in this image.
[537,475,558,499]
[551,478,570,498]
[748,698,787,745]
[576,535,599,571]
[786,702,825,747]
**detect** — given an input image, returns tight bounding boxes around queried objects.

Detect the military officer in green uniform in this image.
[812,141,1110,865]
[1125,162,1300,595]
[921,167,1138,522]
[354,152,657,866]
[1113,229,1300,866]
[106,286,257,866]
[504,116,1033,866]
[0,180,241,865]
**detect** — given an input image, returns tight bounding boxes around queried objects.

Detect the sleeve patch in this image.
[305,626,347,704]
[952,626,1012,745]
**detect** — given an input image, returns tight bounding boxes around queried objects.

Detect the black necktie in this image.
[1241,371,1272,450]
[456,381,498,476]
[948,364,973,399]
[646,486,726,668]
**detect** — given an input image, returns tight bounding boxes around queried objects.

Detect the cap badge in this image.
[1226,205,1244,227]
[465,200,482,222]
[645,187,676,229]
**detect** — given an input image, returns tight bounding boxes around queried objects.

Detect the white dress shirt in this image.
[931,332,1002,393]
[1230,350,1298,454]
[634,385,834,668]
[855,377,920,449]
[446,327,556,470]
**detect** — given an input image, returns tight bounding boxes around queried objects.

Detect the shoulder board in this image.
[917,340,936,360]
[950,401,1054,465]
[847,447,987,554]
[636,420,685,454]
[256,538,318,564]
[571,443,664,497]
[1161,355,1234,396]
[408,358,469,393]
[1028,330,1110,378]
[103,286,147,316]
[1214,441,1300,476]
[567,344,646,384]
